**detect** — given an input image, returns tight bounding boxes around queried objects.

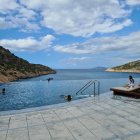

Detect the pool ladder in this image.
[76,80,100,96]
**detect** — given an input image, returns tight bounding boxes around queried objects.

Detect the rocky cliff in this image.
[0,46,56,83]
[106,60,140,73]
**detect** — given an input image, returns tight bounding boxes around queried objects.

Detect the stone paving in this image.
[0,93,140,140]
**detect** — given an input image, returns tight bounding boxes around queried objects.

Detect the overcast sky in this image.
[0,0,140,69]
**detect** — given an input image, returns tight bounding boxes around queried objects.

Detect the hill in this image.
[106,60,140,73]
[0,46,56,83]
[91,67,107,71]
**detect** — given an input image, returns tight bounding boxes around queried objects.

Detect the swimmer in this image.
[47,78,53,83]
[0,88,5,94]
[65,95,72,102]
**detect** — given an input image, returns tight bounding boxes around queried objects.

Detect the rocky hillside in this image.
[0,46,56,83]
[106,60,140,73]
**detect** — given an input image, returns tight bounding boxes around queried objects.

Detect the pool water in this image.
[0,70,140,111]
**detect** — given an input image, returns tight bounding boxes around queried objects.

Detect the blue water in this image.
[0,69,140,111]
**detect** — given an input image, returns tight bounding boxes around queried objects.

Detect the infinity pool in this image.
[0,70,140,111]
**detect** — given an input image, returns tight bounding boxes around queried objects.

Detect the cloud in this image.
[0,35,55,51]
[0,0,19,13]
[54,31,140,57]
[0,0,40,32]
[1,16,40,32]
[60,57,93,67]
[1,15,41,32]
[18,7,37,20]
[41,0,131,37]
[20,22,41,32]
[126,0,140,6]
[0,0,138,36]
[64,57,92,64]
[0,17,17,29]
[19,0,132,36]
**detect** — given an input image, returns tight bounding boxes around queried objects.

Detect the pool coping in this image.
[0,92,112,116]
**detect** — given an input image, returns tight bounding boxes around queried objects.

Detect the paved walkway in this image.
[0,93,140,140]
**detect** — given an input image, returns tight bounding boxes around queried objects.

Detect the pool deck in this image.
[0,92,140,140]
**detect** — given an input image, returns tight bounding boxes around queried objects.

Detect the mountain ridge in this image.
[106,60,140,73]
[0,46,56,83]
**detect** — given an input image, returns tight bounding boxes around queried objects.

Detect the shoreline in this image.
[0,70,56,84]
[106,69,140,73]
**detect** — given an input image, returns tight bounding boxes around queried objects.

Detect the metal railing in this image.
[76,80,100,96]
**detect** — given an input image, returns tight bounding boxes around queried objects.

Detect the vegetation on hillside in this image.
[113,60,140,70]
[0,46,56,82]
[106,60,140,73]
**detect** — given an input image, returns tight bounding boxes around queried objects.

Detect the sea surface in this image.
[0,69,140,112]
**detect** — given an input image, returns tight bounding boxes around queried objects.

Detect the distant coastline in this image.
[106,68,140,73]
[0,68,56,84]
[106,60,140,74]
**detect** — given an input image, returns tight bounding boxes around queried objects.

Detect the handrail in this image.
[81,81,95,94]
[76,80,100,96]
[94,80,100,96]
[76,80,92,95]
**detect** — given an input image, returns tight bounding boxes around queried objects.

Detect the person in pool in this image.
[65,95,72,102]
[0,88,5,94]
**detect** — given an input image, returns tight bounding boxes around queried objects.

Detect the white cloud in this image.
[66,57,92,62]
[0,15,40,31]
[18,7,37,20]
[20,0,132,37]
[20,22,41,32]
[55,44,91,54]
[54,31,140,57]
[61,57,93,66]
[0,35,55,51]
[90,19,132,34]
[126,0,140,6]
[0,0,138,36]
[0,0,19,13]
[0,17,16,29]
[0,0,40,32]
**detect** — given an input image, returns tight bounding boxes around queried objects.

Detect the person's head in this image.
[2,88,5,94]
[129,75,134,83]
[67,95,72,101]
[2,88,5,92]
[129,75,133,80]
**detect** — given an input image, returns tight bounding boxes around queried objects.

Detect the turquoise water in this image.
[0,69,140,111]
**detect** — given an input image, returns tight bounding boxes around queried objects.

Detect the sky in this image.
[0,0,140,69]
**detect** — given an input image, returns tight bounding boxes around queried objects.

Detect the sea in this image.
[0,69,140,112]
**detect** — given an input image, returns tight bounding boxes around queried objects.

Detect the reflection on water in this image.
[0,70,140,111]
